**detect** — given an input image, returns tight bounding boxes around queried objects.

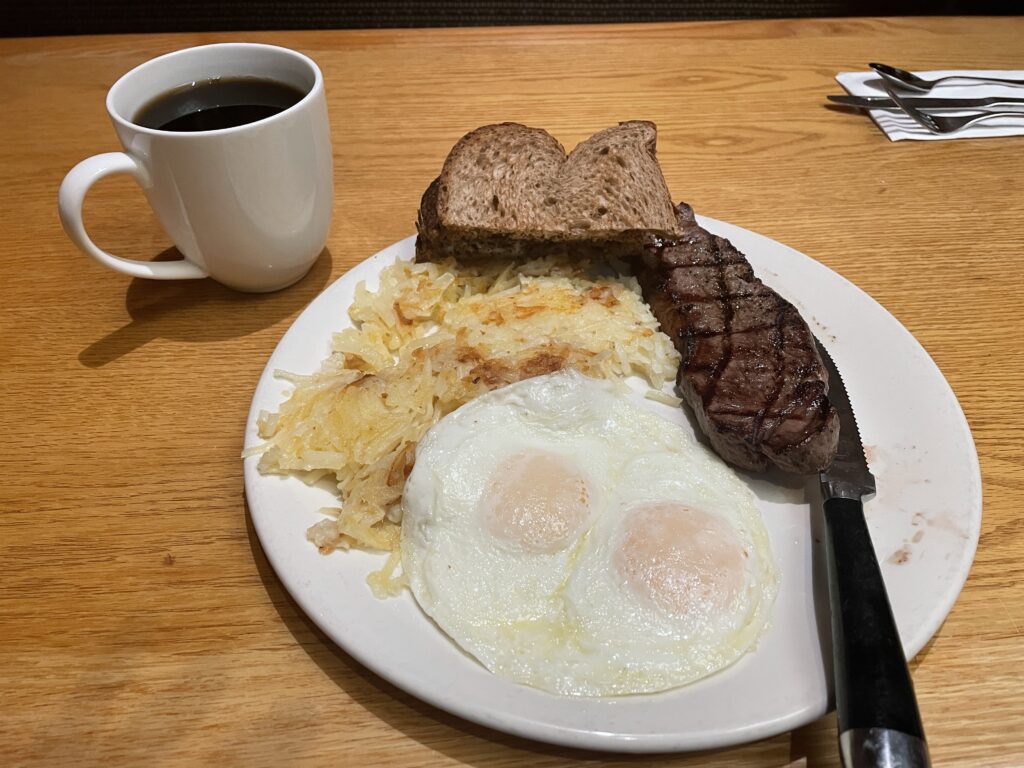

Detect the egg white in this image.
[561,444,778,695]
[401,370,778,696]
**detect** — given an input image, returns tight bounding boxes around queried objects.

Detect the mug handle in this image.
[58,152,208,280]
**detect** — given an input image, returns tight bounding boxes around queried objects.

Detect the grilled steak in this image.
[636,203,838,473]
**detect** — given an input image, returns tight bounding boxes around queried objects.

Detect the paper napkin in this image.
[836,69,1024,141]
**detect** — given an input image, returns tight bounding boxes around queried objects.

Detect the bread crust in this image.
[415,121,682,262]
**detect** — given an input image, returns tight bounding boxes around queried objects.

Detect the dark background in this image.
[4,0,1019,38]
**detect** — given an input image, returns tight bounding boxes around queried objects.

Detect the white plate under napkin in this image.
[836,69,1024,141]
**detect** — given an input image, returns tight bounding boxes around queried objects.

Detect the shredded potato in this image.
[245,256,680,596]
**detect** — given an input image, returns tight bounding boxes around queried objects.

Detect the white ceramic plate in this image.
[243,218,981,753]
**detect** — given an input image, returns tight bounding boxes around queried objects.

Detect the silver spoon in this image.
[870,62,1024,93]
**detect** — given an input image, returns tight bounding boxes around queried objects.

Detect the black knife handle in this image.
[823,497,930,768]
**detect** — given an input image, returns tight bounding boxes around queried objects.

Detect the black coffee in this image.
[134,77,307,132]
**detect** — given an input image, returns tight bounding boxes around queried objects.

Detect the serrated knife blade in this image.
[815,338,876,501]
[813,338,931,768]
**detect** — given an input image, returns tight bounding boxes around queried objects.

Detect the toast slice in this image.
[415,121,683,262]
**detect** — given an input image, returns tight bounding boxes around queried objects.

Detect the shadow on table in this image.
[244,501,853,767]
[78,246,333,368]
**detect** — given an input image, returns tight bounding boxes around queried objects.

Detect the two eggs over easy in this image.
[401,371,778,697]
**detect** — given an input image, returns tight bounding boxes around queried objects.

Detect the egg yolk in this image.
[480,451,593,554]
[614,502,745,616]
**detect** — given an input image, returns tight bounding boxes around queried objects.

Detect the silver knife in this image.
[815,339,931,768]
[829,94,1024,110]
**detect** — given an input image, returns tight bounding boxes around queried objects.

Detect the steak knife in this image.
[829,94,1024,110]
[815,340,931,768]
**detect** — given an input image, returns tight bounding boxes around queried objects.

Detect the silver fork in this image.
[881,82,1023,134]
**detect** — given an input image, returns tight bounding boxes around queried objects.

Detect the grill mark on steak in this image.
[697,236,734,408]
[637,203,839,473]
[751,308,787,448]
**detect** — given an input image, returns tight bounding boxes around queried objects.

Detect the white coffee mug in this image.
[58,43,333,293]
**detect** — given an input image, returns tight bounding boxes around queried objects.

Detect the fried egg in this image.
[401,370,777,696]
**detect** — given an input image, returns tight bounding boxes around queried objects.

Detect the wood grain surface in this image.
[2,17,1023,767]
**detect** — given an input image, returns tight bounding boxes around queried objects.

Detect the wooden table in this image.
[2,17,1022,767]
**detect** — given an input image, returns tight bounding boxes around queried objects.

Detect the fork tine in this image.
[880,81,940,134]
[935,111,1024,133]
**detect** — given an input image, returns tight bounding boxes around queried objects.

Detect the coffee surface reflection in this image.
[134,77,307,132]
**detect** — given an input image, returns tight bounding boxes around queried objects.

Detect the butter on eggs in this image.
[401,370,778,697]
